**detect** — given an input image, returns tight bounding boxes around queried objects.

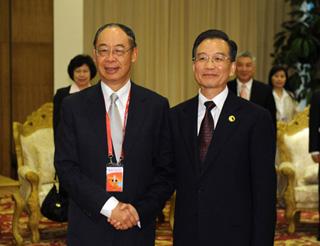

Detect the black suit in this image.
[309,91,320,153]
[170,91,276,246]
[228,79,276,127]
[308,90,320,236]
[53,85,71,133]
[54,82,174,246]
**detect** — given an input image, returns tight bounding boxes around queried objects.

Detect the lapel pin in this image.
[228,115,236,122]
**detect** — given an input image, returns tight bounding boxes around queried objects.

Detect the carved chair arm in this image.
[279,161,296,179]
[17,166,40,210]
[18,166,39,180]
[278,161,297,215]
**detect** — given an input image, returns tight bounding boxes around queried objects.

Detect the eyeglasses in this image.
[193,53,230,65]
[96,47,133,58]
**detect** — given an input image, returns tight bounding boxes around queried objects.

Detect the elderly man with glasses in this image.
[170,29,277,246]
[54,23,175,246]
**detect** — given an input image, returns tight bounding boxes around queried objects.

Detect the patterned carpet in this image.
[1,196,320,245]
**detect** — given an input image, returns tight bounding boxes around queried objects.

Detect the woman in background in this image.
[53,54,96,132]
[268,65,298,122]
[51,54,96,222]
[269,65,299,207]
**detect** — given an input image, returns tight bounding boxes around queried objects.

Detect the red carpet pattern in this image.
[1,196,320,245]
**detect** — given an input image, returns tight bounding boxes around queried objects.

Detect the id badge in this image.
[106,165,124,192]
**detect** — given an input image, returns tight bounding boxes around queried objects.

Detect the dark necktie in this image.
[199,101,216,163]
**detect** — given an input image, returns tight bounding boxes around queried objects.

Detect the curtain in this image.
[83,0,290,106]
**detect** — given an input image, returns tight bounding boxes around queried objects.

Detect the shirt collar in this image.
[198,86,228,111]
[236,78,253,91]
[101,79,131,106]
[69,82,91,94]
[273,88,289,100]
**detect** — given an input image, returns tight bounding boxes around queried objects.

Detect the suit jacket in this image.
[228,79,277,127]
[309,91,320,153]
[54,82,174,246]
[53,85,71,133]
[170,91,276,246]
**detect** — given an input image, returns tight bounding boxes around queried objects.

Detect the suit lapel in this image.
[200,92,241,174]
[86,83,108,158]
[249,80,258,104]
[180,96,199,174]
[228,79,237,95]
[122,83,147,159]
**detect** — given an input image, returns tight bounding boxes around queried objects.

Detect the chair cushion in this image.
[20,128,55,204]
[33,129,55,184]
[303,164,319,185]
[284,128,315,186]
[20,133,38,172]
[295,184,318,208]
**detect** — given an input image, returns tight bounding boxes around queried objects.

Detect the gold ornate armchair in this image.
[277,106,318,233]
[12,102,56,242]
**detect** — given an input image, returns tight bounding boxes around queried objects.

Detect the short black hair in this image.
[67,54,97,81]
[192,29,237,62]
[268,65,294,94]
[268,65,288,87]
[93,23,137,48]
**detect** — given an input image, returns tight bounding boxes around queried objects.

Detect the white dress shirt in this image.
[272,89,297,122]
[69,82,91,94]
[197,86,228,134]
[99,80,131,219]
[236,79,253,100]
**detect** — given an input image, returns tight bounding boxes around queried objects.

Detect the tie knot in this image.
[241,84,247,90]
[110,93,119,104]
[204,101,215,111]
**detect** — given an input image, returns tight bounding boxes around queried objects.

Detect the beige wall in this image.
[54,0,83,92]
[83,0,289,106]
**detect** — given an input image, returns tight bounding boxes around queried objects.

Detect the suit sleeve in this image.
[266,88,277,129]
[53,90,62,134]
[250,109,277,246]
[309,92,320,152]
[133,99,175,226]
[54,99,110,221]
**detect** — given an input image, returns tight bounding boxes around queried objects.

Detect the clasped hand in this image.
[108,202,140,230]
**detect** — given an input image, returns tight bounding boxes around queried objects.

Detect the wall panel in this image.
[0,0,53,177]
[0,0,11,176]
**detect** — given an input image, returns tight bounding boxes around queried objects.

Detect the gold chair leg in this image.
[12,192,24,246]
[26,172,40,243]
[169,192,176,230]
[281,166,297,234]
[286,207,296,234]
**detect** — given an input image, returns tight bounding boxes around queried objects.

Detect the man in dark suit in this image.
[228,51,276,126]
[309,90,320,240]
[54,23,174,246]
[170,30,276,246]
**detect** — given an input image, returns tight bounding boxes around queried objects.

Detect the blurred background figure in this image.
[269,65,299,209]
[53,54,97,133]
[268,65,298,123]
[228,51,277,127]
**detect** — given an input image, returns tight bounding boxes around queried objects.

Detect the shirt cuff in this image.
[100,196,119,218]
[311,151,320,156]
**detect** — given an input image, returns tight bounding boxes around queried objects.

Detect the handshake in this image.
[108,202,140,230]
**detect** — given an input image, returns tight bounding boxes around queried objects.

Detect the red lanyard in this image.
[105,91,131,162]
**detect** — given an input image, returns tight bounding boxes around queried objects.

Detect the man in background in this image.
[228,51,276,126]
[170,29,276,246]
[54,23,174,246]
